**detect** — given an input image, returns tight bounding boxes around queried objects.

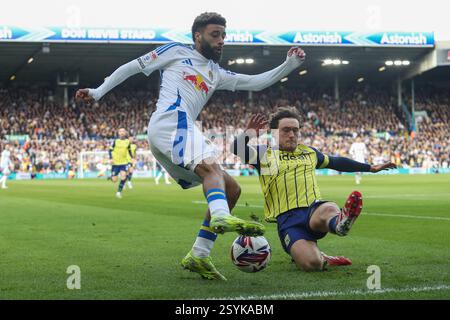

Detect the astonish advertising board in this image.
[0,25,434,47]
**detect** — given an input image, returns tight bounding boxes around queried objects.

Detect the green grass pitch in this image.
[0,174,449,299]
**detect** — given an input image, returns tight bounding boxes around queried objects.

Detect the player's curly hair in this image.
[269,107,302,129]
[191,12,227,42]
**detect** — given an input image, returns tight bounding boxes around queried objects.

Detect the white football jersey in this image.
[136,43,253,121]
[349,142,368,163]
[91,42,303,123]
[89,43,304,189]
[1,150,11,168]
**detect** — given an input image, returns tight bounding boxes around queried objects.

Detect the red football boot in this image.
[321,252,352,266]
[336,191,363,236]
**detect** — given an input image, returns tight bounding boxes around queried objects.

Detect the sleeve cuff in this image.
[88,88,101,101]
[319,154,329,169]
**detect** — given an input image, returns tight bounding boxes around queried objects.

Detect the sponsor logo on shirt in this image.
[183,72,209,95]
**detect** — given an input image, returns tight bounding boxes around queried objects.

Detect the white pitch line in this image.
[365,212,450,221]
[202,284,450,300]
[366,193,450,198]
[191,201,450,221]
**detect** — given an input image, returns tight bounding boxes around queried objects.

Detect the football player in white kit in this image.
[76,12,306,280]
[349,136,369,184]
[0,144,12,189]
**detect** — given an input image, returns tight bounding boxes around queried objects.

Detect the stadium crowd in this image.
[0,86,448,176]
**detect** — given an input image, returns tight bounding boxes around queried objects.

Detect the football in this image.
[231,236,271,273]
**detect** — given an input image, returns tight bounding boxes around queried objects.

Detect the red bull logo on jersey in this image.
[183,73,209,95]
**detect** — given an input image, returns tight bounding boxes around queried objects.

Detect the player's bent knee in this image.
[320,203,340,215]
[290,240,324,272]
[314,203,340,222]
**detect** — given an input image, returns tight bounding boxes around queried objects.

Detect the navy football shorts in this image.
[111,164,129,177]
[277,201,329,254]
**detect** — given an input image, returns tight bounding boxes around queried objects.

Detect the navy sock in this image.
[118,179,126,192]
[328,215,338,234]
[127,173,133,181]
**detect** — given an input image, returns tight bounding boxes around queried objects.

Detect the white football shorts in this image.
[147,109,220,189]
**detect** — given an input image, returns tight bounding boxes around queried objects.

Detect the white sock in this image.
[206,189,230,218]
[0,176,6,187]
[192,219,217,258]
[192,237,215,258]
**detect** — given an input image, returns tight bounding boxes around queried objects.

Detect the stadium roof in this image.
[0,42,444,88]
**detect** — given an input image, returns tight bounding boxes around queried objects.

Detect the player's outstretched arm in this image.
[217,47,305,92]
[369,162,397,173]
[75,44,181,102]
[326,156,397,173]
[313,147,397,173]
[75,60,141,102]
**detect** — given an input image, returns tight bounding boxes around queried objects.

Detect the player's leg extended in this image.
[309,202,352,266]
[289,234,351,271]
[195,161,264,236]
[191,171,241,257]
[182,171,242,280]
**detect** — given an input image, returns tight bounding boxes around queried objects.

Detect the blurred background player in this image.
[96,160,108,178]
[109,128,132,199]
[154,161,172,185]
[0,144,12,189]
[349,136,369,185]
[233,110,396,271]
[126,136,137,189]
[76,12,306,281]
